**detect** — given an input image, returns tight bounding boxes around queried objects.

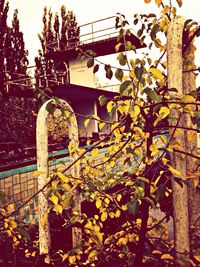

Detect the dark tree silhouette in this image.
[35,6,79,88]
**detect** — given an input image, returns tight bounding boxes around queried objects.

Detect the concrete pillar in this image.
[37,98,81,257]
[167,16,190,265]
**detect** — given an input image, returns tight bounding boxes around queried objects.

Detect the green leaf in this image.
[128,199,138,215]
[119,80,132,95]
[87,58,94,68]
[143,87,160,102]
[46,101,56,115]
[117,53,126,66]
[168,87,178,93]
[115,69,123,82]
[99,95,108,106]
[93,64,99,73]
[144,197,155,208]
[134,66,143,80]
[151,24,160,41]
[105,64,113,79]
[137,28,143,38]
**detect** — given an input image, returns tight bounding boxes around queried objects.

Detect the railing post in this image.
[167,16,190,266]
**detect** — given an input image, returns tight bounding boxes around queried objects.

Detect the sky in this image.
[7,0,200,66]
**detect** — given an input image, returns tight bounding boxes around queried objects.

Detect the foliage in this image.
[47,108,69,143]
[0,1,35,152]
[34,6,79,88]
[0,2,30,96]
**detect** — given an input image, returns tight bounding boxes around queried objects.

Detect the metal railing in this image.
[46,16,119,51]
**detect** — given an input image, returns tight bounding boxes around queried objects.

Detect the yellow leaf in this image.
[92,114,100,121]
[188,259,197,267]
[116,194,122,202]
[99,122,105,130]
[150,144,159,156]
[41,213,48,230]
[159,106,170,118]
[154,106,170,126]
[69,255,76,264]
[104,198,110,205]
[187,131,197,142]
[96,199,102,209]
[9,220,17,229]
[194,255,200,262]
[50,195,59,205]
[88,249,97,260]
[130,105,140,119]
[55,204,63,214]
[62,183,72,193]
[109,161,115,168]
[115,210,121,217]
[84,119,90,128]
[155,0,162,7]
[101,211,108,222]
[152,250,162,254]
[64,110,70,118]
[57,172,69,183]
[168,165,180,177]
[144,0,151,2]
[161,254,174,260]
[33,171,45,177]
[160,135,167,144]
[180,95,195,103]
[91,147,99,157]
[161,157,168,165]
[6,204,14,212]
[193,178,199,188]
[107,101,115,113]
[148,68,163,80]
[162,61,167,68]
[117,237,128,246]
[70,115,75,123]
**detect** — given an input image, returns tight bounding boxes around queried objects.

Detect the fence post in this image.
[183,31,200,238]
[167,16,190,265]
[36,98,81,258]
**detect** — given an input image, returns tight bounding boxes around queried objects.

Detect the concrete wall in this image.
[0,154,70,223]
[69,58,96,88]
[0,147,107,224]
[72,100,97,137]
